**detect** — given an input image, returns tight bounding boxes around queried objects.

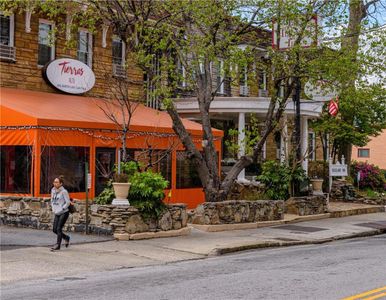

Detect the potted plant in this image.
[112,173,131,205]
[111,161,138,205]
[308,161,327,195]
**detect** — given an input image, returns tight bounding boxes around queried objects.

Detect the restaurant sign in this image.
[44,58,95,94]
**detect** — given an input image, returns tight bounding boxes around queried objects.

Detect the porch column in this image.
[237,112,246,181]
[301,116,308,175]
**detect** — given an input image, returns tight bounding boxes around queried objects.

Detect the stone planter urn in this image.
[310,179,324,195]
[112,182,131,205]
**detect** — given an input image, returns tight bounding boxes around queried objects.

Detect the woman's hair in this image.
[55,175,65,185]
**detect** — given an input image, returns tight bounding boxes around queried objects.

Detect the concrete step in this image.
[329,206,385,218]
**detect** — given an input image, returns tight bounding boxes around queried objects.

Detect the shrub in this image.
[94,180,115,205]
[129,171,169,220]
[257,160,306,200]
[95,169,169,220]
[351,161,386,191]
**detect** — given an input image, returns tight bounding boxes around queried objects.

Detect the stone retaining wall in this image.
[0,196,187,235]
[285,195,328,216]
[189,200,284,225]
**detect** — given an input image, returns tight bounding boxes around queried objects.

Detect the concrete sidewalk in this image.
[1,212,385,285]
[0,226,113,250]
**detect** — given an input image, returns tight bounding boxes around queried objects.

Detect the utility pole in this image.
[293,77,302,162]
[293,76,302,195]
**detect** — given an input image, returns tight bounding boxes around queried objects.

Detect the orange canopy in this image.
[0,88,223,136]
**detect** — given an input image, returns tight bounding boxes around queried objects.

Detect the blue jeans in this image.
[53,211,70,247]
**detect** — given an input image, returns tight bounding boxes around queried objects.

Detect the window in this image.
[258,70,267,90]
[126,148,172,188]
[239,66,249,96]
[40,146,89,193]
[358,148,370,158]
[216,59,224,94]
[112,37,125,65]
[275,131,281,160]
[38,20,55,66]
[177,58,186,88]
[77,29,92,66]
[0,13,15,61]
[176,151,202,189]
[0,13,14,46]
[1,146,32,193]
[308,132,316,160]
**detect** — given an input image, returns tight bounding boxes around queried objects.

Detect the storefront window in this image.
[176,151,202,189]
[40,146,89,194]
[1,146,32,193]
[127,148,171,188]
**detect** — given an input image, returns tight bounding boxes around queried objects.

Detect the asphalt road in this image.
[2,234,386,300]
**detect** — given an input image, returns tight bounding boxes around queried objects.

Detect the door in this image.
[95,148,116,196]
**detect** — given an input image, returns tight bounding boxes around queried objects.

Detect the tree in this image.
[83,0,347,202]
[5,0,383,201]
[311,0,386,167]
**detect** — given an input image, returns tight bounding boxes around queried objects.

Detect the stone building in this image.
[0,10,222,208]
[0,5,325,208]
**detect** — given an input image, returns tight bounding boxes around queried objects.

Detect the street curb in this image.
[329,206,385,218]
[208,228,386,256]
[114,227,191,240]
[189,213,331,232]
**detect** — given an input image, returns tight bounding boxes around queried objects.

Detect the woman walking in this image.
[50,176,71,251]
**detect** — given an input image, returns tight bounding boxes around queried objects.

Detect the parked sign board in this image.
[43,58,95,94]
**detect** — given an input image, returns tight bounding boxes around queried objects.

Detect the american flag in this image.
[328,97,339,116]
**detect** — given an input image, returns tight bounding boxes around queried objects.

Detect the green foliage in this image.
[225,114,260,157]
[118,161,138,179]
[95,169,169,220]
[94,180,114,205]
[128,171,169,220]
[257,160,306,200]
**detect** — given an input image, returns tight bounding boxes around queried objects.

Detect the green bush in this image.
[257,160,306,200]
[94,169,169,220]
[94,180,115,205]
[128,171,169,220]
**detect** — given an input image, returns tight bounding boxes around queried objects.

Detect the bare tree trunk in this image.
[339,0,375,173]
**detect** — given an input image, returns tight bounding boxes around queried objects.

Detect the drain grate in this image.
[354,221,386,230]
[273,225,328,233]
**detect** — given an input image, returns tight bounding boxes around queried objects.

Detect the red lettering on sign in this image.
[58,61,84,76]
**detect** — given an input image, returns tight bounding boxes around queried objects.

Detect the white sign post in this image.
[44,58,96,94]
[329,155,348,192]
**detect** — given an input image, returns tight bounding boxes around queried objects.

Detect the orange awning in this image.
[0,88,223,137]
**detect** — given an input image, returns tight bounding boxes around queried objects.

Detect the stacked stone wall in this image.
[0,196,187,235]
[285,195,328,216]
[189,200,284,225]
